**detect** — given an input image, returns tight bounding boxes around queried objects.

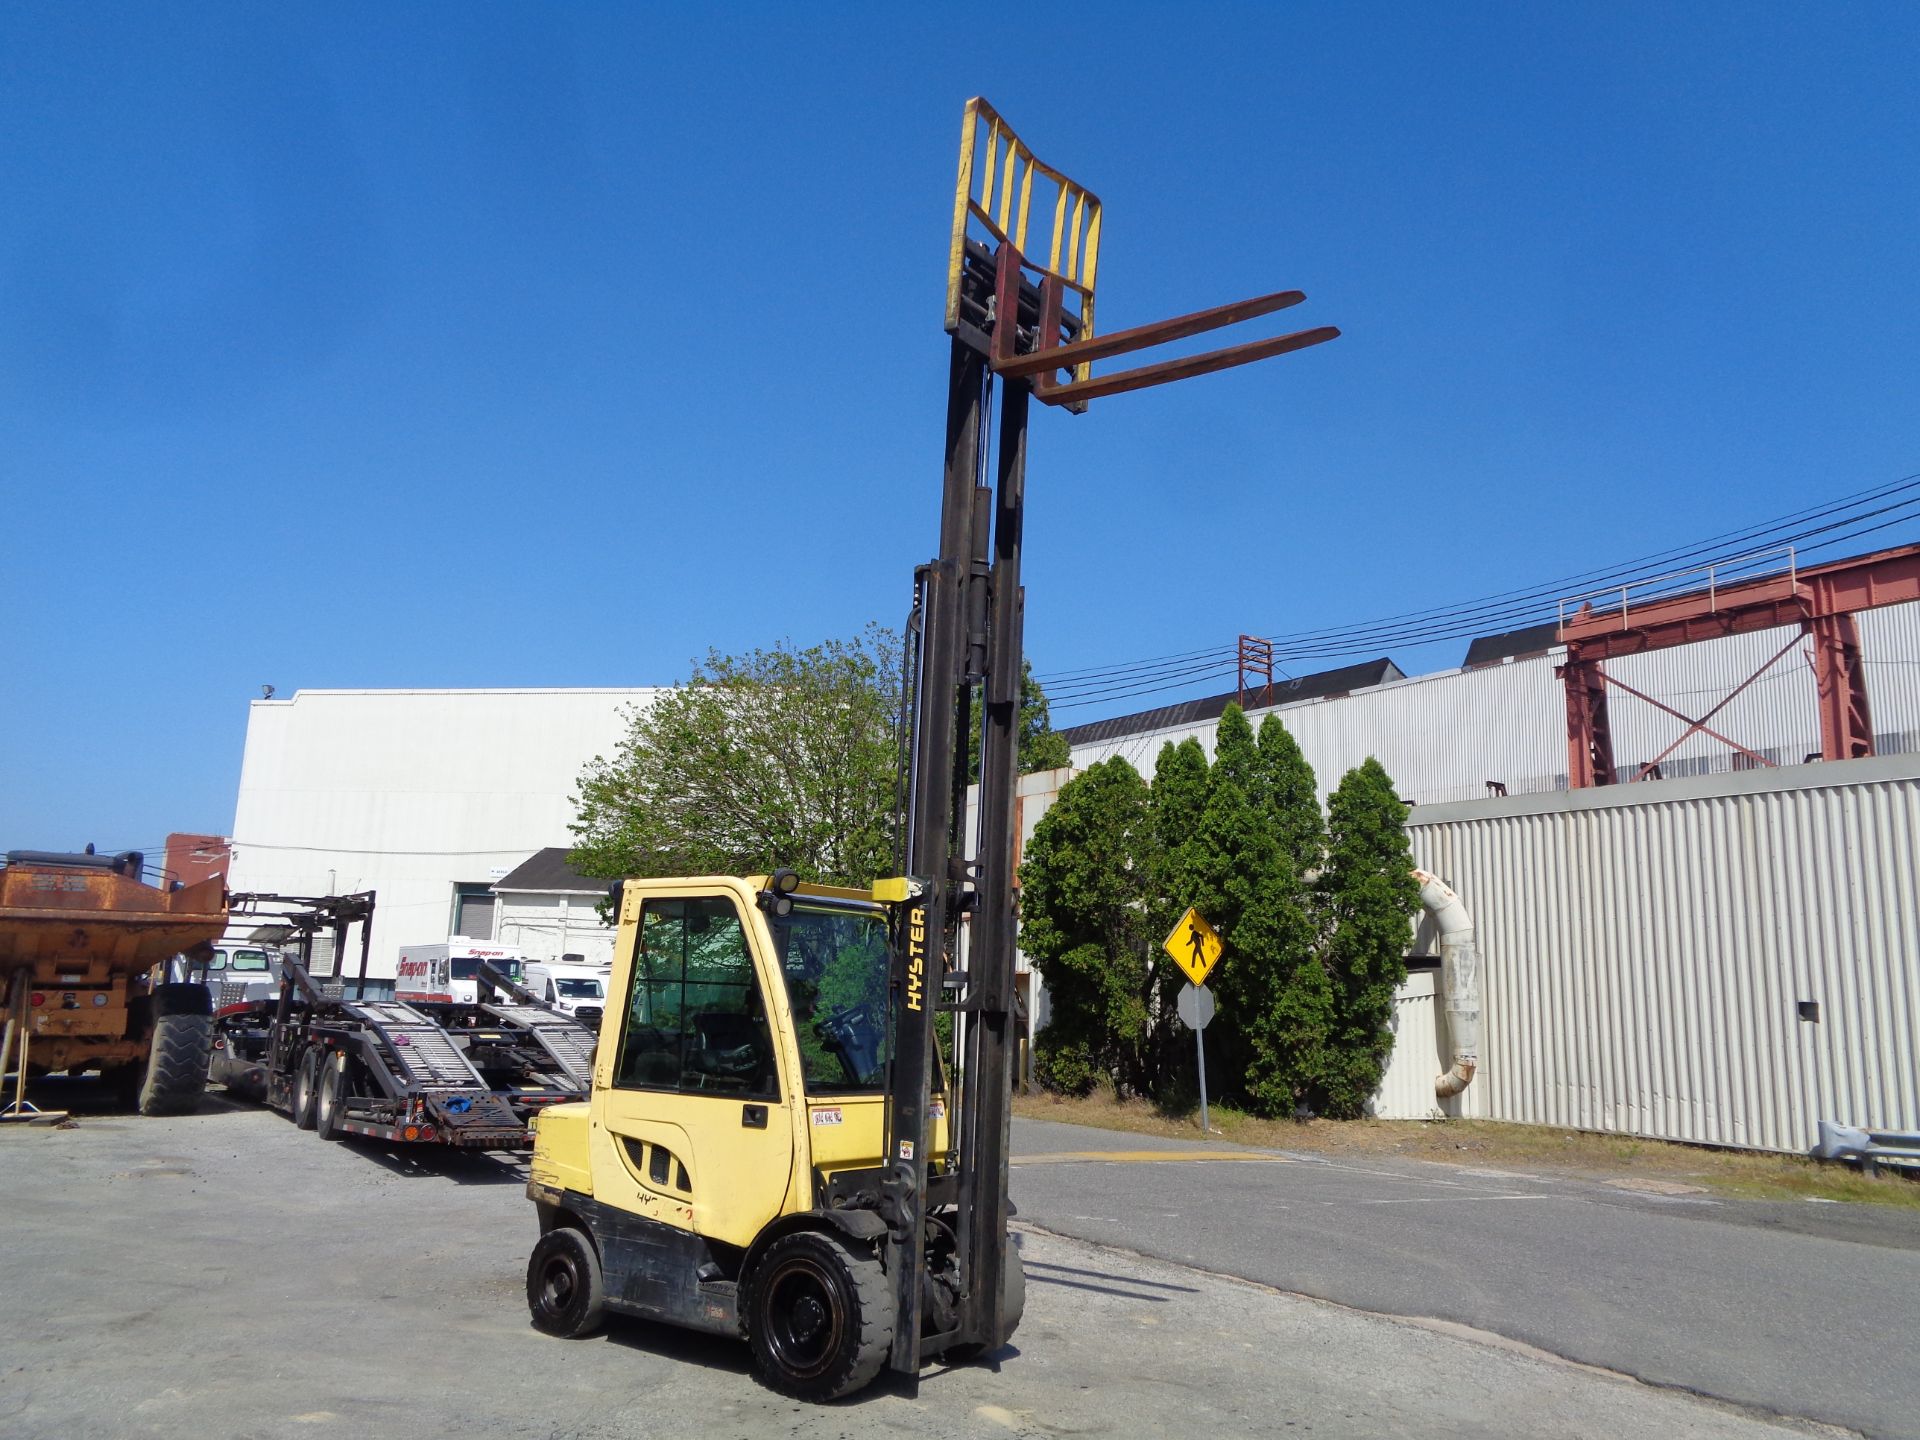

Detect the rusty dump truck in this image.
[0,848,228,1116]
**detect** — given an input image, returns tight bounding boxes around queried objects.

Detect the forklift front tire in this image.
[527,1227,606,1339]
[746,1229,894,1401]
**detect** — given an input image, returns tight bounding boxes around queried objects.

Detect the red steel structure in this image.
[1556,541,1920,787]
[1237,634,1275,712]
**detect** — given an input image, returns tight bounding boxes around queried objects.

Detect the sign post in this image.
[1164,907,1223,1135]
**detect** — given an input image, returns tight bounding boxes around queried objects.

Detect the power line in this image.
[1036,471,1920,688]
[1039,470,1920,716]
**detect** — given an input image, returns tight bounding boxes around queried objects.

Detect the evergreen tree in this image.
[1255,715,1324,872]
[1315,758,1420,1118]
[1018,757,1158,1095]
[1146,738,1211,1093]
[1191,706,1327,1116]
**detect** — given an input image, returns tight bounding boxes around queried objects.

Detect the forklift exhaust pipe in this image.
[1414,870,1480,1099]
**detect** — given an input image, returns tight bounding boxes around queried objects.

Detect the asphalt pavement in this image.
[0,1089,1844,1440]
[1010,1115,1920,1439]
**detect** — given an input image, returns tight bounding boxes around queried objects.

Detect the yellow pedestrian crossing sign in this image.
[1164,907,1222,986]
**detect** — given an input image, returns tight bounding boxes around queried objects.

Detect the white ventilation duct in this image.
[1414,870,1480,1099]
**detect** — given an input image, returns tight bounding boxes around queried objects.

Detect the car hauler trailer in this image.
[212,898,596,1150]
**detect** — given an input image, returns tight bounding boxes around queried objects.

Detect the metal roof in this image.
[1056,657,1405,747]
[1461,622,1563,667]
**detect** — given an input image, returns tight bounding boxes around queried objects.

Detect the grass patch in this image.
[1011,1089,1920,1210]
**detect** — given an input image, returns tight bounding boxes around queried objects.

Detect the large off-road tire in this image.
[291,1048,321,1130]
[943,1239,1025,1363]
[136,1009,213,1117]
[527,1227,606,1339]
[746,1229,895,1401]
[314,1051,349,1140]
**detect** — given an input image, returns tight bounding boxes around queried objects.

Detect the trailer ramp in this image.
[351,1000,486,1088]
[481,1001,596,1090]
[341,1000,527,1146]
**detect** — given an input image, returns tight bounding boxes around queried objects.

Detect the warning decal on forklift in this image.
[811,1106,843,1126]
[898,1140,915,1161]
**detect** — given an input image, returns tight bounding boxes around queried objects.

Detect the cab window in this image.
[771,903,891,1093]
[614,896,778,1100]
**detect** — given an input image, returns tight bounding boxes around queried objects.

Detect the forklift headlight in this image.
[771,869,801,895]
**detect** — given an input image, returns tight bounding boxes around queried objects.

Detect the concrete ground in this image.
[0,1089,1839,1440]
[1011,1116,1920,1440]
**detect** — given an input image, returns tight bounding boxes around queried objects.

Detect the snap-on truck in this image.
[0,847,227,1118]
[396,939,527,1004]
[519,96,1338,1400]
[212,898,594,1150]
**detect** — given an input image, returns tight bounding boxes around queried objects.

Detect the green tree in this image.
[1145,737,1211,1093]
[1018,757,1158,1096]
[969,659,1072,781]
[1255,715,1324,871]
[1315,758,1420,1118]
[1193,706,1329,1116]
[569,626,899,889]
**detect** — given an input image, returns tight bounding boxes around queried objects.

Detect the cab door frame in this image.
[589,877,812,1253]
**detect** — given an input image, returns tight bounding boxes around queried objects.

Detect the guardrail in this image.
[1811,1119,1920,1175]
[1558,546,1799,633]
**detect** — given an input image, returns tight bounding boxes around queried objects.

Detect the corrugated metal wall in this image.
[1373,970,1447,1121]
[1404,754,1920,1153]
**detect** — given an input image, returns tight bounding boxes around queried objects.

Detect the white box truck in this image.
[395,939,526,1005]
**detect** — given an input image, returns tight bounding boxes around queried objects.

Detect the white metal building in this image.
[227,687,659,975]
[219,594,1920,1142]
[1026,606,1920,1149]
[1060,601,1920,804]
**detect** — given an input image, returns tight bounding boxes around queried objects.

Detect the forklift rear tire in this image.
[746,1229,894,1401]
[291,1049,320,1130]
[526,1227,606,1339]
[314,1052,348,1141]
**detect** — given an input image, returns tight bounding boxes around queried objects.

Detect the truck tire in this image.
[314,1051,349,1140]
[527,1227,606,1339]
[745,1229,894,1400]
[136,1011,213,1116]
[291,1048,321,1130]
[943,1239,1025,1362]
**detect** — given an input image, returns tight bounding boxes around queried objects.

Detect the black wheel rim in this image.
[538,1254,577,1317]
[761,1255,845,1381]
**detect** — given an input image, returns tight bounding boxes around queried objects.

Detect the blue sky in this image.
[3,4,1917,851]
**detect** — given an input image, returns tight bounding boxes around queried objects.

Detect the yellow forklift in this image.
[521,97,1339,1399]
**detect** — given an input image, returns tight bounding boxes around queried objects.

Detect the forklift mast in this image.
[881,98,1340,1374]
